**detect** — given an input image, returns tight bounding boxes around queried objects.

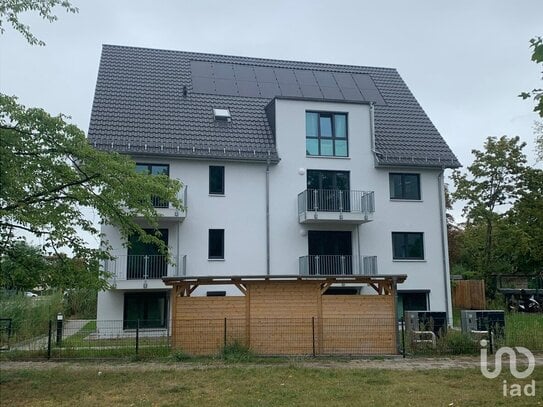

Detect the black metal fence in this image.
[1,314,541,360]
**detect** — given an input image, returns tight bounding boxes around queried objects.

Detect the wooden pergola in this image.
[163,274,407,356]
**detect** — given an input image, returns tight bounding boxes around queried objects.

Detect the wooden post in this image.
[245,283,251,349]
[316,282,323,355]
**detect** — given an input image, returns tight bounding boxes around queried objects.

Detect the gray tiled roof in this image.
[88,45,460,168]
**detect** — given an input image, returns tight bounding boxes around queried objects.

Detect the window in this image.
[209,166,225,195]
[392,232,424,260]
[136,163,170,207]
[389,173,421,200]
[208,229,225,259]
[123,292,168,329]
[306,112,348,157]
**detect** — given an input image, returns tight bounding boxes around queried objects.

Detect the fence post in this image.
[488,324,493,355]
[401,318,406,358]
[312,317,316,357]
[47,320,52,360]
[56,313,63,347]
[136,320,140,355]
[224,318,227,348]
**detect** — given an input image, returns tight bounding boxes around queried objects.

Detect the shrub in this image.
[221,341,253,362]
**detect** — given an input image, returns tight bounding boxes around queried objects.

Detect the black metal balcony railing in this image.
[299,255,378,276]
[297,189,375,216]
[104,255,187,281]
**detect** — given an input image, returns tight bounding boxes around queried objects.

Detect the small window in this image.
[209,166,225,195]
[208,229,225,259]
[213,108,231,122]
[389,173,421,200]
[306,112,348,157]
[392,232,424,260]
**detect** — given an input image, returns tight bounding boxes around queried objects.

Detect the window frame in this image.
[389,173,421,200]
[208,229,225,260]
[306,111,349,157]
[135,163,170,207]
[209,165,225,195]
[391,232,425,260]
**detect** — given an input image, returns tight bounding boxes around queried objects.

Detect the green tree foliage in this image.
[0,94,182,263]
[0,241,106,291]
[0,0,77,45]
[520,36,543,118]
[451,136,542,293]
[452,136,527,276]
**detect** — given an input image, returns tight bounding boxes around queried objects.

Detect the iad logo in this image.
[480,339,536,397]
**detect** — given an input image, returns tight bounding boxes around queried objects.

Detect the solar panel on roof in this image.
[213,63,235,79]
[360,89,386,105]
[237,80,261,97]
[233,65,256,81]
[215,78,238,96]
[299,84,323,98]
[320,86,344,100]
[274,68,297,84]
[337,86,364,101]
[258,82,281,98]
[333,72,357,88]
[352,74,376,90]
[279,84,302,97]
[313,71,337,87]
[190,60,213,77]
[254,66,276,82]
[294,70,317,85]
[191,76,216,94]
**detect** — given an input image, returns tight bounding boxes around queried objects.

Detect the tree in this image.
[0,94,182,263]
[452,136,527,277]
[0,0,77,46]
[0,241,107,291]
[520,36,543,118]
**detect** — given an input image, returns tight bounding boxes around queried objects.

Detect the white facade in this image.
[97,98,453,325]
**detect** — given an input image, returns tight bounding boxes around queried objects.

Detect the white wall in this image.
[98,98,452,321]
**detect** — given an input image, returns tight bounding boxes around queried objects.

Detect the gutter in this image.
[437,171,453,325]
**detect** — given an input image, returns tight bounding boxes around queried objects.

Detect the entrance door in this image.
[127,229,168,279]
[308,231,352,275]
[307,170,350,212]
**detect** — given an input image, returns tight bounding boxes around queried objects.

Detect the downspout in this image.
[437,170,453,326]
[369,103,377,162]
[266,158,271,275]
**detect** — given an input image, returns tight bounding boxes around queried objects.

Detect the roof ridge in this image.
[101,44,399,73]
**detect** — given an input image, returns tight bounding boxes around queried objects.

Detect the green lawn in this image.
[1,365,541,406]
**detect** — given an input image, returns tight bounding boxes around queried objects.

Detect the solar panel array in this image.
[190,61,386,105]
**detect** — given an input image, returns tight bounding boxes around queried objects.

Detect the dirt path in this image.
[2,354,543,372]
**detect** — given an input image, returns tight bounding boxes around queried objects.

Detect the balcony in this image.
[134,186,187,222]
[297,189,374,224]
[104,254,187,287]
[299,255,378,276]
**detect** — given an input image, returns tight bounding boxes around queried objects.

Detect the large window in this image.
[136,163,170,207]
[389,173,421,200]
[306,112,348,157]
[209,166,225,195]
[208,229,225,259]
[392,232,424,260]
[123,292,168,329]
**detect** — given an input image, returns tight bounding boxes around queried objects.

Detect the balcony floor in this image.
[299,210,373,224]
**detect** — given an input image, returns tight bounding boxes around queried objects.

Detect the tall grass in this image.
[0,290,63,341]
[63,289,98,319]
